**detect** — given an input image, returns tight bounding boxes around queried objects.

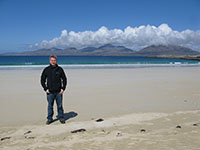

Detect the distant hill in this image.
[79,44,134,56]
[2,47,81,56]
[0,44,135,56]
[134,45,200,56]
[0,44,199,57]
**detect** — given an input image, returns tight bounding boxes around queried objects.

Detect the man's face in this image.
[49,57,57,66]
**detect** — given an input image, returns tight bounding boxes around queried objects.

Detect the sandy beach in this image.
[1,66,200,149]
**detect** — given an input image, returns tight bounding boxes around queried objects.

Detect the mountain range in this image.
[0,44,199,57]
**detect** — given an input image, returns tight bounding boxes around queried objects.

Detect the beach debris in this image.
[1,137,11,141]
[96,118,104,122]
[140,129,146,132]
[116,132,122,137]
[176,125,182,128]
[24,130,32,135]
[101,129,110,134]
[71,128,86,133]
[193,123,198,126]
[25,136,35,139]
[184,100,187,102]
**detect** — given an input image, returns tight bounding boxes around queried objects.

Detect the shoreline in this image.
[0,63,200,70]
[148,55,200,61]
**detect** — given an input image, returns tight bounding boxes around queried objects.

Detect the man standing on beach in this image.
[40,55,67,125]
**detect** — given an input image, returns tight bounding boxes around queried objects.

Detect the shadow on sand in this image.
[51,111,78,124]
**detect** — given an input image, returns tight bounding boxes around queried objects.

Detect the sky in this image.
[0,0,200,53]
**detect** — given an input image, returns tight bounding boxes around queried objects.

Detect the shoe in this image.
[59,118,65,124]
[46,120,53,125]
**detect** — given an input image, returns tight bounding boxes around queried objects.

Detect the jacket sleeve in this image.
[40,68,48,91]
[61,68,67,90]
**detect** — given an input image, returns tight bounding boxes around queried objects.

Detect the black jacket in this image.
[40,64,67,93]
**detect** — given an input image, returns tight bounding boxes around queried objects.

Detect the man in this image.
[40,55,67,125]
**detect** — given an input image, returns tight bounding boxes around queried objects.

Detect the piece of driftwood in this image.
[24,131,32,135]
[1,137,11,141]
[71,128,86,133]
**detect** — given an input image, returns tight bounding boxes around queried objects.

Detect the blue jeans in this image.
[46,92,64,121]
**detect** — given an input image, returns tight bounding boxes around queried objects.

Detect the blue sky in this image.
[0,0,200,53]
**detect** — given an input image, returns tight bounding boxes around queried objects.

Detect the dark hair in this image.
[49,55,57,60]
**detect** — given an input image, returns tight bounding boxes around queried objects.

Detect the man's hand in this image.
[59,89,64,95]
[46,89,50,94]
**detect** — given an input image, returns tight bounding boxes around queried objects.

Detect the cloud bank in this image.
[32,24,200,51]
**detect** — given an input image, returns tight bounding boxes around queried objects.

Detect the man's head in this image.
[49,55,57,66]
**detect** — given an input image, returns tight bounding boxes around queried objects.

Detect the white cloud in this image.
[33,24,200,51]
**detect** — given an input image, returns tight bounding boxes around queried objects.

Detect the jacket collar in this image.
[50,63,58,68]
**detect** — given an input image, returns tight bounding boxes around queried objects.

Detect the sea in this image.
[0,56,200,69]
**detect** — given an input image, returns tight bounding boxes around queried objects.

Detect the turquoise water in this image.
[0,56,199,69]
[0,56,199,65]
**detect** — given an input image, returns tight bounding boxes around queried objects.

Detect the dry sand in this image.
[1,66,200,149]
